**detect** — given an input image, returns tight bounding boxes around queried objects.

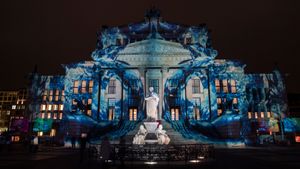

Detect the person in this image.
[100,136,112,169]
[144,87,159,120]
[132,125,147,145]
[155,124,170,145]
[71,136,76,149]
[119,136,126,168]
[79,134,87,163]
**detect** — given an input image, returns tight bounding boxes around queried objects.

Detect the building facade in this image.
[28,9,296,145]
[0,89,28,142]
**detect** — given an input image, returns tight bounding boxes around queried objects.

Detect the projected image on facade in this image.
[28,9,297,146]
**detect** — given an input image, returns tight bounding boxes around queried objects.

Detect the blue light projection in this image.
[28,10,296,145]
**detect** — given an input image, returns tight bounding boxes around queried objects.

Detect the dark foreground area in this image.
[0,144,300,169]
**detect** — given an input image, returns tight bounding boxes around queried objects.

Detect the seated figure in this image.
[155,124,170,145]
[133,125,148,145]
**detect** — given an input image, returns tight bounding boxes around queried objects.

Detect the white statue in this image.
[145,87,159,120]
[155,124,170,145]
[133,125,148,145]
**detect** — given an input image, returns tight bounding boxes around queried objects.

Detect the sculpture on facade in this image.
[133,125,148,144]
[155,124,170,145]
[145,87,159,121]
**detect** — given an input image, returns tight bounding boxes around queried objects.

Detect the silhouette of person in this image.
[71,136,76,149]
[100,136,112,169]
[119,136,126,167]
[79,134,87,163]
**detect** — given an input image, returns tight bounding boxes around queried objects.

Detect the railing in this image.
[88,143,215,164]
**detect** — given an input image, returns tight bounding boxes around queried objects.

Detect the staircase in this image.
[116,119,198,144]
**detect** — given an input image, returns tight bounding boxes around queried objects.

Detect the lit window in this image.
[59,113,63,119]
[215,79,221,93]
[61,90,65,101]
[233,98,238,104]
[88,99,92,105]
[43,90,48,101]
[50,129,56,137]
[55,95,59,101]
[192,78,201,94]
[38,131,43,136]
[41,104,46,111]
[47,112,51,119]
[59,104,64,111]
[261,112,264,118]
[73,81,79,94]
[87,110,92,116]
[12,105,16,110]
[255,112,258,119]
[193,107,200,120]
[248,112,252,119]
[230,80,237,93]
[81,80,87,93]
[41,113,45,119]
[108,79,116,94]
[89,81,93,93]
[53,113,57,119]
[171,108,180,121]
[222,80,228,93]
[108,107,115,120]
[217,98,222,104]
[47,104,52,111]
[217,109,222,116]
[53,104,58,111]
[267,112,271,118]
[72,99,77,105]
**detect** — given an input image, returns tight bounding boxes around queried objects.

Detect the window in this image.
[59,104,64,111]
[108,98,115,120]
[41,113,45,119]
[267,111,271,118]
[49,90,53,102]
[215,79,221,93]
[222,80,228,93]
[53,104,58,111]
[184,35,192,45]
[217,109,222,116]
[12,105,16,110]
[233,98,238,110]
[248,112,252,119]
[87,110,92,116]
[193,107,200,120]
[129,79,138,96]
[129,108,137,121]
[47,104,52,111]
[108,79,116,94]
[255,112,258,119]
[72,99,77,105]
[116,38,124,46]
[59,112,63,119]
[41,104,46,111]
[47,112,51,119]
[230,80,237,93]
[108,107,115,120]
[53,89,59,101]
[73,81,79,94]
[149,79,159,94]
[89,81,93,93]
[43,90,47,101]
[261,112,265,118]
[61,90,65,101]
[192,78,201,94]
[171,108,180,121]
[81,80,87,93]
[53,113,57,120]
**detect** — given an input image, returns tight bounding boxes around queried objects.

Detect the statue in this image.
[133,125,148,145]
[155,124,170,145]
[145,87,159,121]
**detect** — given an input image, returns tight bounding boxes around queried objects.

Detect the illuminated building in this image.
[28,9,297,145]
[0,89,28,142]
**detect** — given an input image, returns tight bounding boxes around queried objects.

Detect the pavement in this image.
[0,144,300,169]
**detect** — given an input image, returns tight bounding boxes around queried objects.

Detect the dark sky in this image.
[0,0,299,93]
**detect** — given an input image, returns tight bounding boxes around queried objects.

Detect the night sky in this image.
[0,0,299,93]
